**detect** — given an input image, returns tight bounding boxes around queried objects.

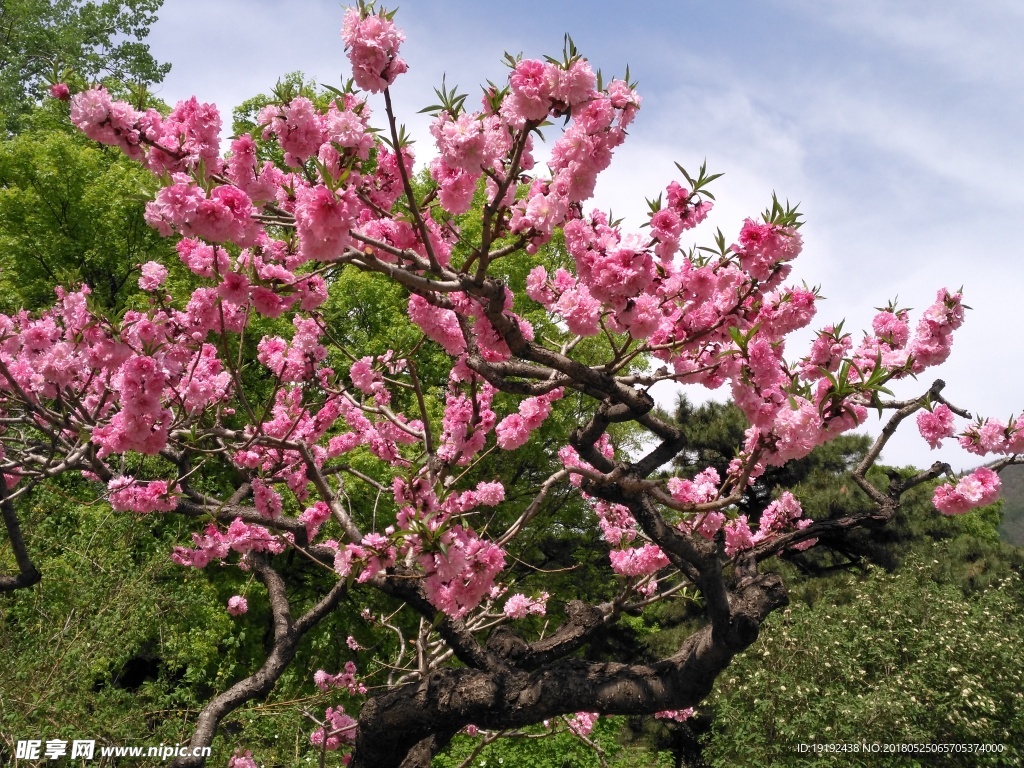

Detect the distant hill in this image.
[998,463,1024,546]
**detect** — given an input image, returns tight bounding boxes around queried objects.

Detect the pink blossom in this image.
[227,595,248,616]
[667,468,720,506]
[228,750,257,768]
[358,532,397,582]
[872,310,911,347]
[419,525,506,618]
[430,157,479,215]
[567,712,599,737]
[251,478,282,519]
[917,404,956,449]
[314,662,366,695]
[300,501,332,542]
[294,184,358,262]
[608,543,670,577]
[138,261,168,291]
[91,355,172,457]
[342,7,408,93]
[250,287,290,318]
[177,238,228,279]
[148,97,223,175]
[655,708,694,722]
[733,219,802,281]
[551,60,597,108]
[723,516,755,556]
[800,325,851,380]
[932,467,1000,515]
[226,133,283,203]
[474,481,505,506]
[959,418,1012,456]
[70,87,144,160]
[310,705,358,751]
[107,476,178,513]
[502,59,555,124]
[503,592,548,619]
[907,289,964,373]
[755,491,803,542]
[260,96,324,167]
[50,83,71,101]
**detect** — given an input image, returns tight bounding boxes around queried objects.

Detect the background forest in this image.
[1,2,1022,767]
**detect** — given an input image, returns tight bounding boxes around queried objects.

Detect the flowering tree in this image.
[3,4,1020,766]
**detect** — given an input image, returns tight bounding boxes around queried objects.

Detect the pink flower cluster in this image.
[145,175,257,245]
[718,492,814,556]
[225,134,285,204]
[258,96,324,168]
[567,712,600,737]
[917,404,957,449]
[495,388,563,450]
[501,58,599,126]
[0,285,237,474]
[299,501,332,542]
[667,467,720,507]
[655,708,694,722]
[71,88,222,175]
[227,595,248,616]
[313,661,366,695]
[388,474,511,617]
[933,467,1000,516]
[138,261,168,292]
[907,289,964,373]
[957,417,1024,457]
[503,592,549,619]
[107,477,178,513]
[437,374,497,465]
[723,517,755,557]
[799,324,851,380]
[593,500,638,546]
[227,750,257,768]
[341,7,407,93]
[171,518,286,568]
[429,112,512,215]
[331,535,396,585]
[649,181,713,260]
[92,355,172,457]
[608,543,670,577]
[252,478,283,520]
[310,706,358,752]
[349,355,391,405]
[508,76,639,248]
[418,524,506,618]
[233,389,371,501]
[733,219,803,281]
[257,316,327,383]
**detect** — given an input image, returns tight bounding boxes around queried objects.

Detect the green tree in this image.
[0,126,175,310]
[0,0,169,132]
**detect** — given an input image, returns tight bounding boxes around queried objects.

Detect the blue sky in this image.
[144,0,1024,470]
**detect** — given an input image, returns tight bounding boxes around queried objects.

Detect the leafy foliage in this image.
[703,557,1024,767]
[0,126,175,310]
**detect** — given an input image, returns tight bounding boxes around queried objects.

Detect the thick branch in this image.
[172,557,347,767]
[0,475,40,592]
[352,574,787,768]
